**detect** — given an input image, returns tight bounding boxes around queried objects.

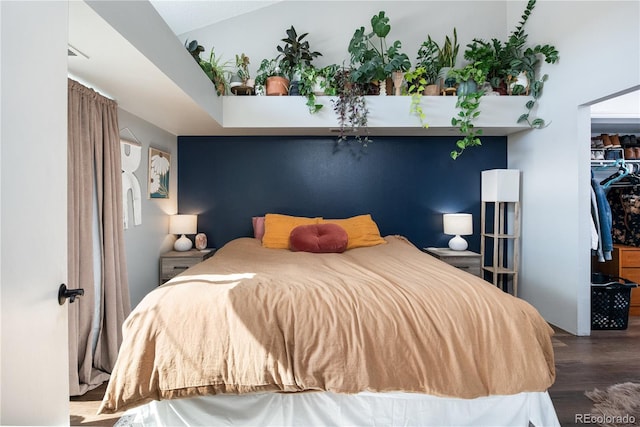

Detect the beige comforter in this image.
[99,236,555,414]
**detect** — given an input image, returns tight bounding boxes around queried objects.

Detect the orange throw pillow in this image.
[262,213,320,249]
[322,214,386,250]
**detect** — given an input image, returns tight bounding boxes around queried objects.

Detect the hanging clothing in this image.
[607,185,640,247]
[590,187,601,252]
[591,170,613,261]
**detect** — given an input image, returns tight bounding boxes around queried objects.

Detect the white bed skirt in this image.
[115,390,560,427]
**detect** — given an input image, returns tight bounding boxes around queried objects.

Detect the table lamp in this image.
[443,213,472,251]
[169,214,197,251]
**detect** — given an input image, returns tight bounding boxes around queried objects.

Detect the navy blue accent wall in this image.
[178,136,507,251]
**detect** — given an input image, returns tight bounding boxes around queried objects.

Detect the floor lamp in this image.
[480,169,521,296]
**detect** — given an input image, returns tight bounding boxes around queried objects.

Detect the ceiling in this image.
[68,1,224,136]
[148,1,281,35]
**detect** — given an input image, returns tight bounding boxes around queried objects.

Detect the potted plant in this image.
[276,25,322,96]
[348,11,411,95]
[463,38,508,94]
[415,37,441,95]
[198,47,232,96]
[448,64,488,96]
[403,37,442,127]
[235,53,251,84]
[497,0,559,127]
[317,64,340,96]
[184,39,204,63]
[254,58,289,96]
[229,53,254,96]
[298,65,324,113]
[503,0,559,98]
[297,64,340,114]
[435,28,459,91]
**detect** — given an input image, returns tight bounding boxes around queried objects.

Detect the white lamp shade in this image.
[169,214,197,235]
[481,169,520,202]
[443,213,473,236]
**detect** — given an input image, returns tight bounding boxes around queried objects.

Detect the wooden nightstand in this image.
[423,247,482,277]
[159,249,216,285]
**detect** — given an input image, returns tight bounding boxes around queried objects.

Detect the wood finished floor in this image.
[549,316,640,427]
[70,317,640,426]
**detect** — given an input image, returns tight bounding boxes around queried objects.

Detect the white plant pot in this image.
[508,72,529,95]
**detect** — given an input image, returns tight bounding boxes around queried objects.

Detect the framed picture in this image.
[148,147,170,199]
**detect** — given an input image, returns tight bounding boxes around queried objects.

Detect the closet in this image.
[590,91,640,318]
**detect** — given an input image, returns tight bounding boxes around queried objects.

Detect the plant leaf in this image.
[531,118,545,128]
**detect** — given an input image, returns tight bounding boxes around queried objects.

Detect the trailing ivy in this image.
[518,74,549,128]
[451,89,484,159]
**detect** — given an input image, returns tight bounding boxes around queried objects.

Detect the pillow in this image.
[252,216,265,240]
[321,214,386,250]
[262,213,321,249]
[289,223,348,253]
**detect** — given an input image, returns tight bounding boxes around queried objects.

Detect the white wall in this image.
[119,109,177,308]
[182,1,508,77]
[508,1,640,335]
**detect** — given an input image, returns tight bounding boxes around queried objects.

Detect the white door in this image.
[1,1,70,424]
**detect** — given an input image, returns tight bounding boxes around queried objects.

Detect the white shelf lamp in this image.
[480,169,521,295]
[169,214,197,251]
[443,213,473,251]
[481,169,520,203]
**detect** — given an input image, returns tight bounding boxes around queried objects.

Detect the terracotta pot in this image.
[265,76,290,96]
[423,84,439,96]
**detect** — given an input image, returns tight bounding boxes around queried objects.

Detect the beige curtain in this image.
[68,79,131,396]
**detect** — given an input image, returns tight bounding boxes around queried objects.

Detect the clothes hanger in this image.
[601,162,630,189]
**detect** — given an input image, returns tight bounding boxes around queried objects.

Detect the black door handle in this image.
[58,284,84,305]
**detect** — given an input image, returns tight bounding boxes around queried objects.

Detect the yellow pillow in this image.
[322,214,387,250]
[262,214,321,249]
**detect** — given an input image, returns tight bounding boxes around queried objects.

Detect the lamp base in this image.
[448,235,468,251]
[174,234,193,251]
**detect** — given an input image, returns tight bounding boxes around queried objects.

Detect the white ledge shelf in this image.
[222,95,531,137]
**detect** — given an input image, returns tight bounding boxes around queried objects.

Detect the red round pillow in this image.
[289,223,348,253]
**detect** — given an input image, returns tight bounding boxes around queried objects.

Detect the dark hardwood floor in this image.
[70,317,640,426]
[549,316,640,427]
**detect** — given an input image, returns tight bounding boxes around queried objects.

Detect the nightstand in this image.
[423,247,482,277]
[159,249,216,285]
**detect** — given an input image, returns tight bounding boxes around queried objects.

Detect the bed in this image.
[100,216,559,426]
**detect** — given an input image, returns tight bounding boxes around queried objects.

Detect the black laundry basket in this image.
[591,272,637,330]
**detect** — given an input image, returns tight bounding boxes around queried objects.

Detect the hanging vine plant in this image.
[331,67,371,147]
[517,74,549,128]
[449,64,488,159]
[450,90,484,159]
